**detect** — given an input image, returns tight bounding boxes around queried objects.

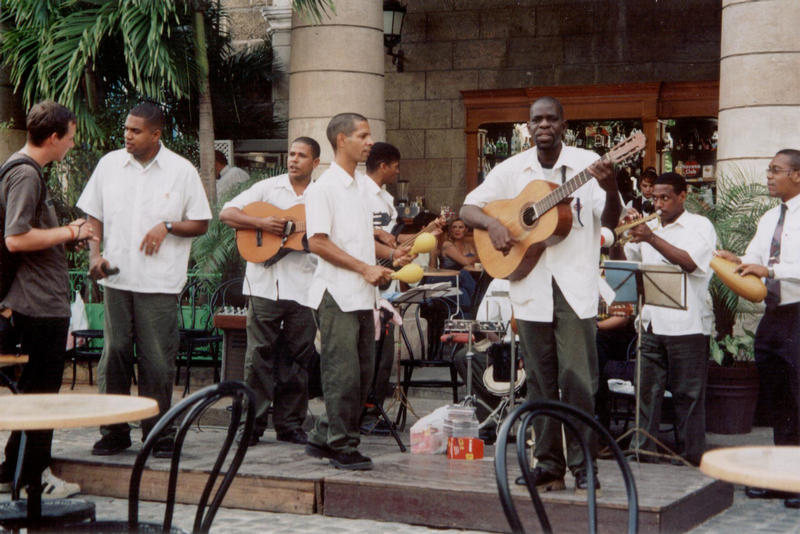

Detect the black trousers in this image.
[1,313,68,483]
[754,302,800,446]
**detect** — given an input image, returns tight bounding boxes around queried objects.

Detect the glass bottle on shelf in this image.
[510,129,520,154]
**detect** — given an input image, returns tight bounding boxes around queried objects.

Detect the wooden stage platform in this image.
[45,424,732,533]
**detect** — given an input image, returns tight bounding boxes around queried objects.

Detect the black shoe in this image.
[276,428,308,445]
[574,470,601,494]
[329,450,373,471]
[514,467,566,491]
[92,433,132,456]
[305,441,334,460]
[784,495,800,508]
[746,486,793,499]
[152,437,174,459]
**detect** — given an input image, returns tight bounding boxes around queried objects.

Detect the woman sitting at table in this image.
[433,218,479,271]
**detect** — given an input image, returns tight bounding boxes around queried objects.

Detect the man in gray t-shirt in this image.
[0,101,95,497]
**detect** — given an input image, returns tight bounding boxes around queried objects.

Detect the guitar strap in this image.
[561,166,566,184]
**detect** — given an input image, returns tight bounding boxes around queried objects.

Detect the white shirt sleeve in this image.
[183,168,212,221]
[76,159,106,221]
[223,180,272,211]
[464,165,509,207]
[305,182,333,238]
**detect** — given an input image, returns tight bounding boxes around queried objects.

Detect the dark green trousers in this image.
[633,331,709,464]
[309,291,375,453]
[98,288,178,438]
[363,323,396,424]
[516,282,598,477]
[244,296,314,435]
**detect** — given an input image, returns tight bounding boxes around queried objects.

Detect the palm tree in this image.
[0,0,334,202]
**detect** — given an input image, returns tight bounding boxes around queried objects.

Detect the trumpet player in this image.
[623,172,716,466]
[715,149,800,508]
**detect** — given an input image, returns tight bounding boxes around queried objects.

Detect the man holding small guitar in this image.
[460,96,621,493]
[219,137,321,446]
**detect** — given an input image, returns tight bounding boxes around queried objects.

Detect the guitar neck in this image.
[533,161,602,215]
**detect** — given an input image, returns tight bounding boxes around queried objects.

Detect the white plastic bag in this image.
[410,405,450,454]
[66,293,89,350]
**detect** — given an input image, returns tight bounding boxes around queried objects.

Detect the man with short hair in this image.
[460,96,620,492]
[303,113,397,470]
[0,100,94,497]
[219,137,321,446]
[215,150,250,198]
[717,149,800,507]
[629,167,658,216]
[79,102,212,458]
[624,172,716,466]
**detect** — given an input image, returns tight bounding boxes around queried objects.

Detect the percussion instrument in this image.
[710,256,767,303]
[391,263,424,284]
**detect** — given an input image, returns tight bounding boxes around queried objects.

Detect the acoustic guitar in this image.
[235,202,306,264]
[474,132,646,280]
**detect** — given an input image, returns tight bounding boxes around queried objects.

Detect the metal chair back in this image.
[494,399,638,534]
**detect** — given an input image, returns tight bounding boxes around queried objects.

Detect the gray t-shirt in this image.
[0,153,70,317]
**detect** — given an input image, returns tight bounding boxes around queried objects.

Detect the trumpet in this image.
[615,210,661,245]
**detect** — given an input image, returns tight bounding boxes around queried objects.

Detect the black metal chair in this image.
[495,400,639,534]
[69,329,104,389]
[43,381,257,534]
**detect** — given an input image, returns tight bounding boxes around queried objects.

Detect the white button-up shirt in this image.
[624,210,716,335]
[741,193,800,306]
[77,145,212,294]
[305,162,377,312]
[222,174,316,307]
[464,144,606,321]
[362,176,398,234]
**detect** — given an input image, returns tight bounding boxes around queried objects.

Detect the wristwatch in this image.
[164,221,173,233]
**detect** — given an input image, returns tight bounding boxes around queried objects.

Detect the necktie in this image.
[765,203,787,310]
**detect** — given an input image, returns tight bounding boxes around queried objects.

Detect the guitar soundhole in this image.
[521,206,538,227]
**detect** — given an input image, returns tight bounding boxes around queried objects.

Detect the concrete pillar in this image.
[287,1,385,173]
[717,0,800,181]
[262,0,293,125]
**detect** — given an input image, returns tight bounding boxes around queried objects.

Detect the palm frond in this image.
[292,0,335,23]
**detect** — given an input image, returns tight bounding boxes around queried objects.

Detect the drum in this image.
[483,342,526,395]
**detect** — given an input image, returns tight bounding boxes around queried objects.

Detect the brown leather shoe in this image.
[515,467,566,491]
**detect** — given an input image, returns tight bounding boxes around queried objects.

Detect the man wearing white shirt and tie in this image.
[624,172,716,466]
[219,137,321,446]
[716,149,800,507]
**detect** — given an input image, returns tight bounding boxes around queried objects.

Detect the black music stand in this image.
[387,283,459,429]
[604,260,686,463]
[362,307,407,452]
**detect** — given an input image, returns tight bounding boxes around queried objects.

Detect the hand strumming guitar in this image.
[260,215,290,236]
[588,159,616,192]
[374,228,397,248]
[487,218,518,253]
[391,243,415,267]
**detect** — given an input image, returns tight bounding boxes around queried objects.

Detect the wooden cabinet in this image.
[461,81,719,192]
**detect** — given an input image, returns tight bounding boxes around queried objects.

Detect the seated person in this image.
[421,218,478,356]
[595,303,636,430]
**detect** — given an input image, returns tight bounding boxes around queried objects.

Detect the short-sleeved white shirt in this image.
[77,145,212,294]
[305,162,377,312]
[624,210,716,335]
[362,176,398,234]
[464,144,606,321]
[741,194,800,306]
[222,174,316,307]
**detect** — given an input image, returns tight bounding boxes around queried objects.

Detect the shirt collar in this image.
[661,209,691,229]
[328,161,359,189]
[275,173,306,197]
[123,143,164,171]
[522,143,573,174]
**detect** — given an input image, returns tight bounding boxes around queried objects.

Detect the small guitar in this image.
[474,132,646,280]
[235,202,306,264]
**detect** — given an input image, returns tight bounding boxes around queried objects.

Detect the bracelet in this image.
[67,225,76,240]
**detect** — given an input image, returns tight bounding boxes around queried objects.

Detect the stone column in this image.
[717,0,800,181]
[262,0,293,125]
[287,1,385,172]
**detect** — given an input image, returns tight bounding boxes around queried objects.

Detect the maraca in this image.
[409,232,436,255]
[391,263,424,284]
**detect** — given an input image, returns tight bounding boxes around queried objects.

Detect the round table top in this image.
[423,269,460,277]
[700,446,800,492]
[0,394,159,431]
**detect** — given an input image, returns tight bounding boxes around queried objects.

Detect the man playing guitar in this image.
[460,96,620,493]
[219,137,321,446]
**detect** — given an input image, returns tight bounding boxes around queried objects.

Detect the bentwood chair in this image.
[495,400,639,534]
[42,381,257,534]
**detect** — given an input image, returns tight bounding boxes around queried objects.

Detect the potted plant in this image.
[687,167,777,434]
